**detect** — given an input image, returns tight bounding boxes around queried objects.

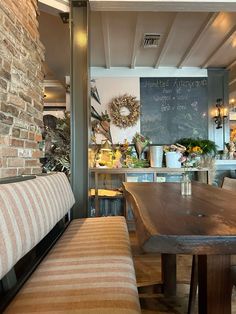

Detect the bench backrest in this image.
[0,172,75,280]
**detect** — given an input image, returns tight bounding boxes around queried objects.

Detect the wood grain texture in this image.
[161,254,176,297]
[123,182,236,254]
[222,177,236,191]
[129,230,236,314]
[187,255,198,314]
[198,255,231,314]
[124,182,236,314]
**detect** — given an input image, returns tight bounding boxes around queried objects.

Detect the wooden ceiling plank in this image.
[227,59,236,69]
[43,80,65,88]
[178,12,219,68]
[229,78,236,86]
[201,25,236,68]
[101,12,111,69]
[131,14,142,69]
[154,13,178,68]
[39,0,69,12]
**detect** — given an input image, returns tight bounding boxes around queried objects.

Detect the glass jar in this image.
[181,173,192,196]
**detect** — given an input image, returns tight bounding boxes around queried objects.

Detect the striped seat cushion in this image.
[5,217,141,314]
[0,173,75,280]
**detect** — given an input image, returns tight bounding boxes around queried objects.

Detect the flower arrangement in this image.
[191,146,203,155]
[132,133,150,159]
[163,143,202,168]
[182,145,203,166]
[175,138,217,156]
[175,138,218,168]
[179,152,194,168]
[163,144,186,154]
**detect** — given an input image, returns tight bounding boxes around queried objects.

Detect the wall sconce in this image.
[213,98,227,129]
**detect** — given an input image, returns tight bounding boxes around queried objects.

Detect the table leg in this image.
[198,255,231,314]
[161,254,177,297]
[187,255,198,314]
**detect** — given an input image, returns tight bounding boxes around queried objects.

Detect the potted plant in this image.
[41,113,71,176]
[175,138,218,156]
[163,144,186,168]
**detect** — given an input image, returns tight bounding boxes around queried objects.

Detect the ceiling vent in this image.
[142,33,161,48]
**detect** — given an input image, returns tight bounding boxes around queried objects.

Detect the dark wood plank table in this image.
[123,181,236,314]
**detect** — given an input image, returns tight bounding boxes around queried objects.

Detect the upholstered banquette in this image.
[0,173,141,314]
[0,173,75,280]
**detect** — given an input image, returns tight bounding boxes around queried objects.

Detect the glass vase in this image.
[181,173,192,196]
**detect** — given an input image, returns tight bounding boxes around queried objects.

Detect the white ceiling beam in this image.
[177,12,219,68]
[43,80,65,88]
[39,0,69,12]
[229,78,236,86]
[201,25,236,68]
[154,13,178,68]
[227,59,236,69]
[44,102,66,107]
[91,66,207,77]
[131,14,142,69]
[90,1,236,12]
[101,12,111,69]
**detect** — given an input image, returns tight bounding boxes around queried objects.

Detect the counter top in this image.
[90,167,209,173]
[215,160,236,170]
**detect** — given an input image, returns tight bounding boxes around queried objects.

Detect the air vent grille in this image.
[143,33,161,48]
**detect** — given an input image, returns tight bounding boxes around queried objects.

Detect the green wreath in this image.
[109,94,140,128]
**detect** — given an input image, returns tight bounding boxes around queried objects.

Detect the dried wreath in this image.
[109,94,140,128]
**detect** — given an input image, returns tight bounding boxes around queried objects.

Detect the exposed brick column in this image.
[0,0,45,178]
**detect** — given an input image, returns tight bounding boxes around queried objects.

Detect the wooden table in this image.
[123,181,236,314]
[90,167,212,218]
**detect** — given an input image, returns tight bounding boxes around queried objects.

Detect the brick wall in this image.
[0,0,45,178]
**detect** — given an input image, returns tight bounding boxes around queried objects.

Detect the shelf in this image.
[90,188,123,198]
[90,195,123,199]
[90,167,209,173]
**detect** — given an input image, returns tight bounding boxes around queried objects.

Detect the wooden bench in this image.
[0,173,141,314]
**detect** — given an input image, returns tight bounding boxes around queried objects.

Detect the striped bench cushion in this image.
[5,217,141,314]
[0,173,75,280]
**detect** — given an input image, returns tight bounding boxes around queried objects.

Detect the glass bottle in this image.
[181,173,192,196]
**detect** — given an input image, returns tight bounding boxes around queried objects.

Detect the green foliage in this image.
[176,138,218,156]
[124,156,150,168]
[42,113,71,176]
[131,157,149,168]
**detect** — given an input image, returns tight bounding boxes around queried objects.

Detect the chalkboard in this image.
[140,77,208,144]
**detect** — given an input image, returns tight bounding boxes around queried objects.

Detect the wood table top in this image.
[123,181,236,254]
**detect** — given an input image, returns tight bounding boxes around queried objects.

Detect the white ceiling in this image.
[90,11,236,69]
[89,0,236,12]
[38,1,236,103]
